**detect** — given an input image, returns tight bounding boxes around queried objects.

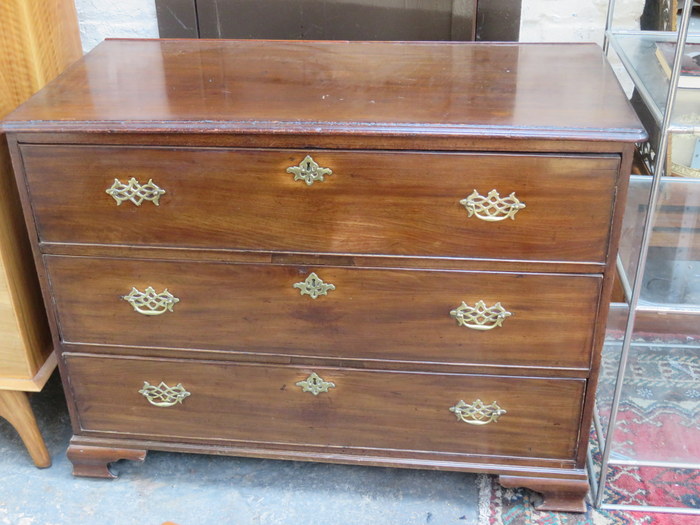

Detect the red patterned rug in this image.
[477,339,700,524]
[597,340,700,465]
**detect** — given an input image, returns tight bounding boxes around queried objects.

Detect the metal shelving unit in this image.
[591,0,700,514]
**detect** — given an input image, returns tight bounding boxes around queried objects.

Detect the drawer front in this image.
[47,256,602,369]
[65,354,585,461]
[22,145,620,262]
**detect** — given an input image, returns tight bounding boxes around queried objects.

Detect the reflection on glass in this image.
[618,175,700,310]
[609,31,700,130]
[596,339,621,446]
[600,463,699,508]
[597,339,700,466]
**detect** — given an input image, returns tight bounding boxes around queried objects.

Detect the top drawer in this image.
[20,145,620,262]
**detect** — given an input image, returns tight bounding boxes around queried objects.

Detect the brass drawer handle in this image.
[449,399,506,425]
[296,372,335,396]
[293,272,336,299]
[139,381,190,407]
[286,155,332,186]
[106,177,166,206]
[460,189,525,222]
[123,287,180,316]
[450,300,511,331]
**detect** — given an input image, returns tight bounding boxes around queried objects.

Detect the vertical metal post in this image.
[595,5,696,507]
[603,0,616,53]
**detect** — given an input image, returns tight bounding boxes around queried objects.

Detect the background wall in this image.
[74,0,644,53]
[519,0,644,42]
[74,0,158,52]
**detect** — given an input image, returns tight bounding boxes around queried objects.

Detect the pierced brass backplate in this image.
[450,300,511,331]
[139,381,191,407]
[293,272,336,299]
[460,189,525,222]
[106,177,166,206]
[296,372,336,396]
[286,155,332,185]
[123,287,180,316]
[449,399,506,425]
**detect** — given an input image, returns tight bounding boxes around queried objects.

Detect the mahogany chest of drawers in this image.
[3,39,645,512]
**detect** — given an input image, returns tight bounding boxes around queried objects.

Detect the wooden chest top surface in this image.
[3,39,644,141]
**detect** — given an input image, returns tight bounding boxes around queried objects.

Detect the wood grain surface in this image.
[66,444,146,478]
[0,0,80,386]
[0,389,50,467]
[22,145,621,262]
[47,256,602,370]
[2,39,645,504]
[499,475,590,513]
[0,0,82,118]
[3,40,645,142]
[65,353,586,461]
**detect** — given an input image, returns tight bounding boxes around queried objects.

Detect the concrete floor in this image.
[0,373,480,525]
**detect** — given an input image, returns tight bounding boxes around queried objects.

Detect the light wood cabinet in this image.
[0,0,81,467]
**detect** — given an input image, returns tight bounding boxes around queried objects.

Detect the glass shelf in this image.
[597,338,700,468]
[617,175,700,314]
[607,30,700,134]
[595,2,700,514]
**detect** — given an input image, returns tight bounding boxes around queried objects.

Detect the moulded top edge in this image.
[2,39,646,143]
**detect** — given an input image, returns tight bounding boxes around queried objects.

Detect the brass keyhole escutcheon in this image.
[286,155,333,186]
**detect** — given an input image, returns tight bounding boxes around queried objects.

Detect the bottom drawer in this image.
[65,354,585,461]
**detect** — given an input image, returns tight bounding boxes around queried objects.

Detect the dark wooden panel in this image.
[154,0,500,42]
[23,146,620,262]
[196,0,469,41]
[65,354,586,460]
[452,0,477,40]
[155,0,198,38]
[47,256,602,370]
[476,0,521,41]
[3,40,646,142]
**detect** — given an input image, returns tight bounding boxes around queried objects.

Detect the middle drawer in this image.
[47,256,601,370]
